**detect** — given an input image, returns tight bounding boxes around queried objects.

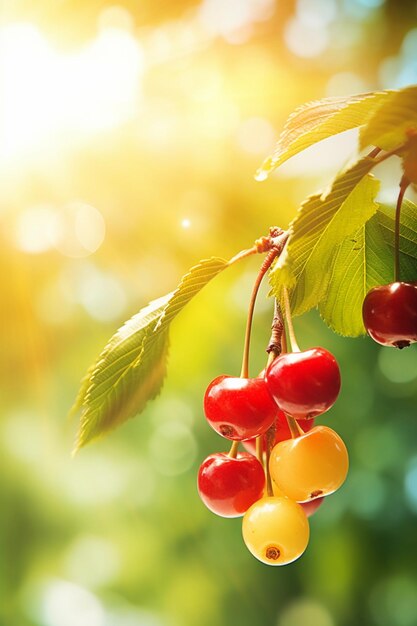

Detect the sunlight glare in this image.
[0,22,144,166]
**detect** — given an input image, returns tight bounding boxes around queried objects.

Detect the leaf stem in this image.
[371,142,409,166]
[282,286,300,353]
[367,146,381,158]
[394,175,410,282]
[228,246,258,266]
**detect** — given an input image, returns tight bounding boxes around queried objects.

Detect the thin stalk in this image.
[285,413,304,439]
[265,441,273,497]
[282,286,300,353]
[228,246,258,266]
[372,143,409,165]
[240,247,282,378]
[228,440,239,458]
[255,436,263,465]
[394,176,410,282]
[264,422,277,497]
[367,146,381,158]
[266,298,284,364]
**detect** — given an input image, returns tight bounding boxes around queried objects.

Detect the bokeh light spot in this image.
[198,0,274,40]
[284,17,329,58]
[149,421,197,476]
[370,575,417,626]
[53,202,106,258]
[15,205,59,254]
[347,469,387,519]
[97,5,135,33]
[296,0,337,27]
[378,347,417,384]
[41,580,105,626]
[63,535,121,588]
[278,598,334,626]
[76,265,127,322]
[404,457,417,514]
[326,72,369,96]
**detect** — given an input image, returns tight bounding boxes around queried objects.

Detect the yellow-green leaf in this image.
[73,257,228,450]
[360,84,417,151]
[269,158,380,316]
[255,91,389,180]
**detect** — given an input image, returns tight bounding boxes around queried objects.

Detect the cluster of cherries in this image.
[197,276,417,567]
[196,147,417,566]
[198,343,347,566]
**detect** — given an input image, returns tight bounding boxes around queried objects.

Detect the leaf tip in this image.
[254,167,269,182]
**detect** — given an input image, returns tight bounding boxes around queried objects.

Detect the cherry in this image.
[204,375,277,440]
[269,425,349,503]
[242,496,310,565]
[197,452,265,518]
[362,281,417,348]
[243,411,314,455]
[265,348,341,419]
[300,497,324,518]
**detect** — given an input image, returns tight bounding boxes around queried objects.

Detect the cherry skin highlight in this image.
[269,425,349,503]
[204,375,277,440]
[265,348,341,419]
[362,281,417,348]
[197,452,265,518]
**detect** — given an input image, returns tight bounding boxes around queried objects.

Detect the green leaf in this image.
[269,157,380,316]
[318,215,392,336]
[360,84,417,151]
[377,199,417,277]
[319,198,417,337]
[73,257,228,450]
[255,91,389,180]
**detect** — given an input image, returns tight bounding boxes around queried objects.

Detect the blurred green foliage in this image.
[1,1,417,625]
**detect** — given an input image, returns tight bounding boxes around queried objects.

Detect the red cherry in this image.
[362,282,417,348]
[243,411,314,455]
[300,497,324,518]
[197,452,265,517]
[265,348,341,419]
[204,376,277,440]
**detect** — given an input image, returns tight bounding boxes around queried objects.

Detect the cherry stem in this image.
[228,440,239,458]
[240,232,289,378]
[282,286,300,353]
[285,413,304,439]
[367,146,381,158]
[255,436,263,465]
[394,175,410,282]
[266,299,285,366]
[371,143,409,165]
[264,424,276,497]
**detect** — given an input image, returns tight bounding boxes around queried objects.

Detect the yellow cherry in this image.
[242,496,310,566]
[269,425,349,503]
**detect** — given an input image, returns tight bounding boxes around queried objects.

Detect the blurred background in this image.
[1,0,417,625]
